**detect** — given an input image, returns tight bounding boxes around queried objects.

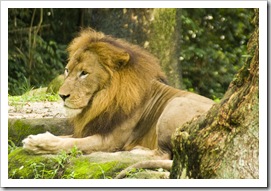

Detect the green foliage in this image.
[179,9,254,99]
[69,146,83,158]
[30,162,55,179]
[8,89,60,105]
[9,147,83,179]
[8,148,50,179]
[149,8,254,99]
[8,140,17,154]
[8,147,125,179]
[9,93,52,104]
[8,8,67,95]
[8,35,66,95]
[8,8,254,100]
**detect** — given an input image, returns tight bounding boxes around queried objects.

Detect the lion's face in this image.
[59,50,111,109]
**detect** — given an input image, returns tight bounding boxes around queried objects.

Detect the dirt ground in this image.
[8,101,67,119]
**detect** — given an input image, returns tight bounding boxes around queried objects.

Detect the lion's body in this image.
[23,29,214,160]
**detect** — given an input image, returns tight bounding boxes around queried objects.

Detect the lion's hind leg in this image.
[115,147,172,179]
[115,159,172,179]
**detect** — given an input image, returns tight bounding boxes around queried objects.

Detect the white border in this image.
[1,1,267,188]
[0,0,266,8]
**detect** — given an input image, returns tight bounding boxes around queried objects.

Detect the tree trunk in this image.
[170,9,259,179]
[171,8,183,89]
[78,8,86,27]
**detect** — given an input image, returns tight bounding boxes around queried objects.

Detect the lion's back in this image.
[157,90,214,155]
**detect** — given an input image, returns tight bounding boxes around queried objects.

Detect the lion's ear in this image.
[89,42,130,69]
[115,51,130,68]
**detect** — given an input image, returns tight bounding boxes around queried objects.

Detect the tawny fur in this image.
[115,160,173,179]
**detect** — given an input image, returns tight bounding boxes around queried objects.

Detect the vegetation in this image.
[149,8,253,99]
[8,119,46,146]
[8,8,253,100]
[8,146,167,179]
[9,90,60,104]
[9,147,84,179]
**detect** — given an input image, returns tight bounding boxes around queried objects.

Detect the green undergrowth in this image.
[8,144,169,179]
[9,89,60,105]
[9,148,55,179]
[9,75,63,104]
[8,146,131,179]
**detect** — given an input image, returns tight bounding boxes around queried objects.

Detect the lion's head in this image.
[59,28,167,137]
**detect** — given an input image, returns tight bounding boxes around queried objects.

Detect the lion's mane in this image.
[68,29,167,138]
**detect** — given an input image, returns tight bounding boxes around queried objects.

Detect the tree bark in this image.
[170,9,259,179]
[171,8,183,89]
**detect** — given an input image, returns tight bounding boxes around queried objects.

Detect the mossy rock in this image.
[8,148,170,179]
[8,118,73,146]
[46,74,64,94]
[63,158,125,179]
[22,87,48,97]
[8,148,56,179]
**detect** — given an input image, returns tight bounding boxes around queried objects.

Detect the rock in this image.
[8,148,170,179]
[46,74,64,94]
[8,101,66,119]
[8,118,73,146]
[22,87,47,97]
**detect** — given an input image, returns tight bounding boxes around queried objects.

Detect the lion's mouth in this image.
[62,96,89,110]
[63,105,83,117]
[63,102,86,109]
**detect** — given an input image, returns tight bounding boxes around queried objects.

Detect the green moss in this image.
[9,148,77,179]
[8,148,55,179]
[46,74,64,94]
[8,120,45,146]
[8,120,46,146]
[9,147,129,179]
[9,147,167,179]
[9,118,73,145]
[64,158,126,179]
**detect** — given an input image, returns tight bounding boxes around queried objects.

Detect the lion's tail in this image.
[115,160,172,179]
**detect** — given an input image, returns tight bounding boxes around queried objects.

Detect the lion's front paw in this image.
[22,132,61,154]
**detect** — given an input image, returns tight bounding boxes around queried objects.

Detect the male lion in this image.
[23,29,214,162]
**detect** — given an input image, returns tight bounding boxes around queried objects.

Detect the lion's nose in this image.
[59,94,70,101]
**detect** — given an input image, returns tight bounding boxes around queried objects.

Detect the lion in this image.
[23,28,214,170]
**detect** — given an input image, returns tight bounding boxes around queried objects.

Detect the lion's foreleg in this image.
[57,135,73,138]
[22,131,109,154]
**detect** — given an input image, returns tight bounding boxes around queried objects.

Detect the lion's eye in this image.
[79,71,89,79]
[64,68,69,76]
